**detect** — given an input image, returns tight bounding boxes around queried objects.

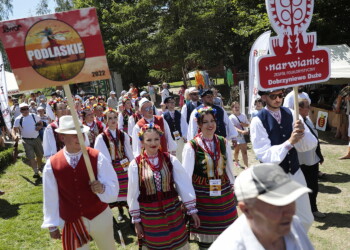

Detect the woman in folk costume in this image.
[127,124,200,250]
[43,99,69,159]
[127,98,143,137]
[118,97,134,133]
[82,105,105,147]
[182,107,237,249]
[93,103,106,123]
[94,108,134,221]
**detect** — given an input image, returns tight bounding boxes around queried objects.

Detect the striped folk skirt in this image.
[190,179,237,243]
[139,196,188,249]
[112,163,128,201]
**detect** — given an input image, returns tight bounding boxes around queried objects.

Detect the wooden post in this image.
[293,86,300,121]
[63,84,95,182]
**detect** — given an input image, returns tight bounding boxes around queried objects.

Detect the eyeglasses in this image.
[190,93,198,96]
[20,108,29,111]
[268,93,284,100]
[167,101,175,104]
[143,106,153,112]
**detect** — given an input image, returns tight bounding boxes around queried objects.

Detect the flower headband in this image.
[195,106,217,119]
[49,98,66,109]
[122,97,131,104]
[104,107,118,115]
[138,123,164,141]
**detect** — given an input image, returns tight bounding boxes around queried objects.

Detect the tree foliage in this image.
[36,0,51,15]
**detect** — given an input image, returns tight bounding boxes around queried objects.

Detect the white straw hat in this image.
[55,115,90,134]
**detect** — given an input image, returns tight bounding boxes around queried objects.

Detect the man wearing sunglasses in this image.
[250,89,318,232]
[131,98,176,157]
[181,87,202,124]
[13,103,44,179]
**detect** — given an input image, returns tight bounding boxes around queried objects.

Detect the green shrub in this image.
[0,147,14,172]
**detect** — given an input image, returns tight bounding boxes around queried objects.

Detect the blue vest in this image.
[197,104,227,138]
[163,110,182,140]
[186,101,201,123]
[257,107,299,174]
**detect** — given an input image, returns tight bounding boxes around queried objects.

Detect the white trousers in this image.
[77,207,116,250]
[289,169,314,232]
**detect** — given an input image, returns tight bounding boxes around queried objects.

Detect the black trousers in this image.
[300,163,319,212]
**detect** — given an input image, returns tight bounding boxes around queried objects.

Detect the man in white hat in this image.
[107,90,118,109]
[42,115,119,249]
[181,87,201,124]
[210,163,314,250]
[13,103,44,179]
[131,98,176,157]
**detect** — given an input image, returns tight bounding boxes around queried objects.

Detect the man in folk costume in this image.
[132,98,176,157]
[181,87,201,124]
[162,96,188,162]
[127,98,142,137]
[82,106,105,147]
[118,97,134,133]
[187,89,238,141]
[95,108,134,221]
[42,115,119,250]
[250,89,317,232]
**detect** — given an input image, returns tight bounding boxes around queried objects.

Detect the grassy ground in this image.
[0,133,349,249]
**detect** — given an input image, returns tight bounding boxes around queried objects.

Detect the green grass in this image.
[0,133,349,249]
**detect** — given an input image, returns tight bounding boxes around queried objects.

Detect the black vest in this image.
[257,107,299,174]
[186,101,201,123]
[197,104,227,138]
[163,111,182,140]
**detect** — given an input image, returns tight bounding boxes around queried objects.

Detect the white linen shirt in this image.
[209,214,314,250]
[13,113,41,138]
[41,149,119,228]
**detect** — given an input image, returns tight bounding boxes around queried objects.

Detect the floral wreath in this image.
[49,98,66,109]
[195,106,217,119]
[104,107,118,116]
[122,97,131,104]
[82,105,92,112]
[138,123,164,141]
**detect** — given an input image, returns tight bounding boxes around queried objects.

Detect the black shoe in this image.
[33,173,40,179]
[0,190,5,196]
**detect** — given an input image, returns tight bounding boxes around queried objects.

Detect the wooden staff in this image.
[63,84,95,182]
[293,86,300,121]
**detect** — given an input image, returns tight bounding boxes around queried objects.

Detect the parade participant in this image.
[132,98,176,157]
[95,108,134,221]
[38,96,47,110]
[118,97,134,133]
[212,88,223,107]
[74,98,82,118]
[43,100,69,159]
[147,82,156,103]
[13,103,44,179]
[37,106,51,141]
[162,96,187,162]
[250,98,264,119]
[93,103,106,123]
[298,99,326,218]
[29,101,37,113]
[129,83,138,99]
[107,91,118,109]
[181,87,201,124]
[88,96,98,107]
[127,124,200,249]
[283,86,311,109]
[187,89,238,141]
[127,99,142,137]
[119,90,127,101]
[178,85,186,107]
[42,115,119,250]
[182,107,237,249]
[210,164,314,250]
[82,106,105,147]
[229,102,250,169]
[140,90,162,116]
[250,89,317,231]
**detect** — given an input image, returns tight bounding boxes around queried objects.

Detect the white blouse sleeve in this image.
[182,142,196,178]
[180,113,188,139]
[132,125,142,157]
[43,125,57,158]
[224,139,235,185]
[171,155,196,209]
[42,159,60,228]
[118,113,124,131]
[187,109,198,141]
[94,134,112,163]
[95,153,119,203]
[127,159,141,221]
[128,116,135,137]
[123,131,134,162]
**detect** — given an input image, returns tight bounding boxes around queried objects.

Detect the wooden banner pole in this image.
[63,84,96,182]
[293,86,300,122]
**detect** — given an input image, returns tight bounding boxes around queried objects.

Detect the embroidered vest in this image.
[137,116,168,152]
[163,110,182,140]
[186,101,201,123]
[101,129,127,163]
[257,107,299,174]
[50,148,108,222]
[122,109,133,132]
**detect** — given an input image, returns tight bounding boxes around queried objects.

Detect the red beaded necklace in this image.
[143,150,163,171]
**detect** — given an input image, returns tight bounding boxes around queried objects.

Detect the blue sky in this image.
[10,0,56,20]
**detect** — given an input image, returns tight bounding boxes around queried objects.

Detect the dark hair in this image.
[254,98,263,105]
[196,110,216,126]
[298,98,310,108]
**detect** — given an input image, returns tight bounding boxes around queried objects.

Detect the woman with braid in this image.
[94,108,134,221]
[182,107,237,249]
[127,124,200,250]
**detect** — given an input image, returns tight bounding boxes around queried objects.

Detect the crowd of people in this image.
[0,82,349,250]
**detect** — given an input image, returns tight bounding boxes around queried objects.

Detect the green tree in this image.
[36,0,51,15]
[54,0,73,12]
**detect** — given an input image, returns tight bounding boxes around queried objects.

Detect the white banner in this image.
[0,52,11,131]
[248,31,271,114]
[239,81,245,115]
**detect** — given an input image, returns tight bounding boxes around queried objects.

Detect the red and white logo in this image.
[257,0,330,90]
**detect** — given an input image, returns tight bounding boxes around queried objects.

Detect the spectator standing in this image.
[107,91,118,109]
[178,85,186,107]
[160,82,170,105]
[250,98,264,119]
[147,82,156,103]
